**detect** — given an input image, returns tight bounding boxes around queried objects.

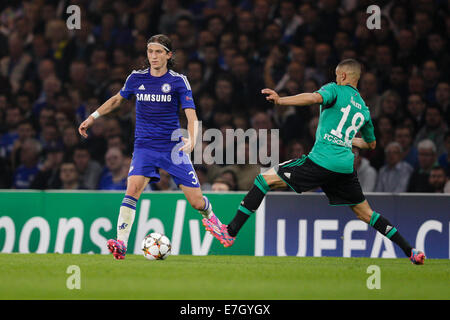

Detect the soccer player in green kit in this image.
[203,59,425,264]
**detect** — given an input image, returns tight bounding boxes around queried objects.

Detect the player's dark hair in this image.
[147,34,174,69]
[337,59,362,74]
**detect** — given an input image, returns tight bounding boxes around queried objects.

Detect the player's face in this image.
[147,44,172,70]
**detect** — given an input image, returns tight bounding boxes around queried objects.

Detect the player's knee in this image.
[261,170,284,189]
[126,182,142,199]
[351,204,371,223]
[190,196,205,211]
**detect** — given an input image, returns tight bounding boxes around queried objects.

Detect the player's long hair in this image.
[142,34,175,70]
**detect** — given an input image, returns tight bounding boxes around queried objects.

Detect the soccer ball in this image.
[141,232,171,260]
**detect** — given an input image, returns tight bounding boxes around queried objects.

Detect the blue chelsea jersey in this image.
[119,68,196,151]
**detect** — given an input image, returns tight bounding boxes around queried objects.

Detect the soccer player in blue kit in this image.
[78,34,221,259]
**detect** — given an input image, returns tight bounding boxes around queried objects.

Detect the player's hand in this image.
[261,88,280,105]
[78,116,94,138]
[179,137,194,153]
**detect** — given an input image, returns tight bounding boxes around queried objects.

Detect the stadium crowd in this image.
[0,0,449,193]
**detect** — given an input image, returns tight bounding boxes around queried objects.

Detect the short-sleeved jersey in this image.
[308,82,376,174]
[120,68,195,151]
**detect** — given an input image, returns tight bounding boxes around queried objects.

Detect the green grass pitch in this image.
[0,253,448,300]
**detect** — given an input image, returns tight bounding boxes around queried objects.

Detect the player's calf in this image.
[353,204,423,263]
[226,172,285,243]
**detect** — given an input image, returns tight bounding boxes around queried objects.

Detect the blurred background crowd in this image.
[0,0,449,193]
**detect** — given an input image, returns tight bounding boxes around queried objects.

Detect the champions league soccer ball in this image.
[141,233,172,260]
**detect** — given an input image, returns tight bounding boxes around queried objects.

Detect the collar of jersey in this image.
[148,69,169,78]
[346,84,359,92]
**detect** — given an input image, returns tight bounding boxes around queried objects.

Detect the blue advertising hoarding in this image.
[261,193,449,259]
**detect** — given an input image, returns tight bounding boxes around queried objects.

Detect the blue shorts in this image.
[128,147,200,188]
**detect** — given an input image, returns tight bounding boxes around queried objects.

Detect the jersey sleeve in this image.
[177,76,196,110]
[359,117,376,143]
[119,72,135,100]
[315,82,338,106]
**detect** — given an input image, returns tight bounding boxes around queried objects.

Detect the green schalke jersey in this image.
[308,82,376,174]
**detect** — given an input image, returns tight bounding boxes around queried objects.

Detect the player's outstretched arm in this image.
[78,92,125,138]
[261,88,323,106]
[179,108,198,153]
[352,137,376,150]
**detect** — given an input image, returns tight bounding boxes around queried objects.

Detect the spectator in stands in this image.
[33,74,62,113]
[285,140,306,161]
[253,0,273,36]
[406,94,427,133]
[435,82,449,124]
[274,0,303,44]
[388,65,408,100]
[195,165,211,191]
[0,32,32,94]
[217,169,238,191]
[158,0,193,34]
[37,107,55,133]
[39,123,60,152]
[359,72,381,118]
[175,16,196,54]
[408,74,426,97]
[273,89,303,141]
[0,106,22,157]
[354,148,377,192]
[229,54,266,110]
[12,138,41,189]
[15,91,34,122]
[98,147,128,190]
[30,143,64,189]
[107,134,128,156]
[375,142,413,193]
[305,116,319,149]
[365,116,394,170]
[186,59,205,99]
[55,111,73,135]
[394,125,418,168]
[378,90,403,125]
[427,33,449,73]
[428,166,448,193]
[152,168,177,191]
[408,139,438,192]
[62,125,80,156]
[223,141,261,190]
[438,131,450,172]
[421,59,440,102]
[73,144,102,190]
[10,120,36,170]
[211,177,232,192]
[60,161,85,190]
[263,44,289,89]
[414,105,447,155]
[0,0,448,193]
[84,116,108,165]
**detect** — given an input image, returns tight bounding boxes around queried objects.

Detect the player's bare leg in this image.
[180,184,216,220]
[107,175,150,260]
[179,184,208,211]
[204,167,287,247]
[351,200,425,264]
[180,184,225,239]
